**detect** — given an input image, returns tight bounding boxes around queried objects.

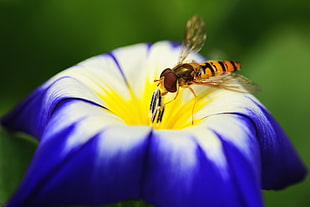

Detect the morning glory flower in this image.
[1,41,306,207]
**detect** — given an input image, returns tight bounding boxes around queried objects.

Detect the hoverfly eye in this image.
[160,68,172,78]
[163,72,177,93]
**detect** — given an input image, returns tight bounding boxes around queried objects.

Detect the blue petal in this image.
[249,100,307,190]
[143,114,263,207]
[197,92,307,190]
[7,99,153,206]
[1,76,106,140]
[8,107,264,207]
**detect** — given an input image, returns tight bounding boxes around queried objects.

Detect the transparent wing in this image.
[193,73,260,94]
[178,15,207,64]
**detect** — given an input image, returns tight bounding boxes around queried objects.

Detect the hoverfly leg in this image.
[159,87,180,111]
[188,87,197,125]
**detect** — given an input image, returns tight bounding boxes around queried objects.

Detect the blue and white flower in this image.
[1,41,306,207]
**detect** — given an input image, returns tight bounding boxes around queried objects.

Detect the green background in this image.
[0,0,309,206]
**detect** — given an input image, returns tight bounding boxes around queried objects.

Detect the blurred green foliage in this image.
[0,0,309,206]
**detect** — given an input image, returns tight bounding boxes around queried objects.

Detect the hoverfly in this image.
[151,15,259,124]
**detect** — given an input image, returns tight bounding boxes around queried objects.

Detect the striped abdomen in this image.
[197,61,240,79]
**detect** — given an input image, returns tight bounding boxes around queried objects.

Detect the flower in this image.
[1,41,306,207]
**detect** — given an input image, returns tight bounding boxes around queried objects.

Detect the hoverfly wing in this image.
[194,73,260,94]
[228,73,261,93]
[178,15,207,64]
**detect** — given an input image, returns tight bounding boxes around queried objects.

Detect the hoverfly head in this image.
[159,68,178,93]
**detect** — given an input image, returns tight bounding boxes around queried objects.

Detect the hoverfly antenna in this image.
[154,79,161,87]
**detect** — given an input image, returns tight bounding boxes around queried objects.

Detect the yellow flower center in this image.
[99,78,210,130]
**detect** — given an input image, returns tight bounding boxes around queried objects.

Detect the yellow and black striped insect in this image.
[151,15,259,124]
